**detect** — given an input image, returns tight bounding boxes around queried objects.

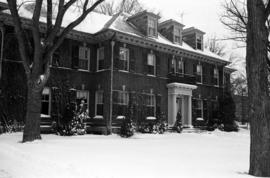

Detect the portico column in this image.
[188,95,193,128]
[168,93,177,126]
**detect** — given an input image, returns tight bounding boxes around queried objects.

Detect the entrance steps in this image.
[167,127,205,133]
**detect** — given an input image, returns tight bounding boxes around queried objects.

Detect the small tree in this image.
[7,0,104,142]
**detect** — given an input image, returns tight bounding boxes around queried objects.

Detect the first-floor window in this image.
[41,87,51,116]
[95,90,104,116]
[147,53,156,75]
[113,90,129,117]
[145,94,155,116]
[76,90,89,113]
[194,99,203,119]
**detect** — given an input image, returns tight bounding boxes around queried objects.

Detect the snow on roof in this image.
[0,1,228,63]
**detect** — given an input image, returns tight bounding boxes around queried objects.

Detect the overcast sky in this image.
[139,0,245,60]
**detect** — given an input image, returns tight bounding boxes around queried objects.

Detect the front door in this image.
[176,96,183,123]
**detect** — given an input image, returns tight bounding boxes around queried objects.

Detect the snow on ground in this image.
[0,129,253,178]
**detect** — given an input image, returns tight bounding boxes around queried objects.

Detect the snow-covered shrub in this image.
[57,101,88,136]
[120,118,135,138]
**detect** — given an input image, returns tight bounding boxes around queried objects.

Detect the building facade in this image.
[0,5,233,133]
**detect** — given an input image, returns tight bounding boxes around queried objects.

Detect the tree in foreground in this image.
[246,0,270,176]
[7,0,104,142]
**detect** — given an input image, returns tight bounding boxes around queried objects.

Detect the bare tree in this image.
[6,0,104,142]
[246,0,270,176]
[95,0,143,15]
[204,36,226,57]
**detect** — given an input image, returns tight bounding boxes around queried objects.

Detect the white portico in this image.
[167,83,197,128]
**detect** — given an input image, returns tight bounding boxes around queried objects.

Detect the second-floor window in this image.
[170,57,176,73]
[196,64,203,83]
[79,46,90,71]
[214,67,219,86]
[97,47,105,71]
[148,17,157,37]
[177,59,184,74]
[174,27,181,44]
[147,53,156,75]
[119,47,129,71]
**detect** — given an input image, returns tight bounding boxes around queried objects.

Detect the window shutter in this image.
[219,67,223,86]
[143,51,148,74]
[156,53,160,76]
[156,95,161,116]
[71,45,79,69]
[193,63,197,75]
[113,91,118,104]
[129,48,136,72]
[114,46,119,70]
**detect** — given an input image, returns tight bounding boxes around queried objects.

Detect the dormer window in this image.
[148,17,157,37]
[196,35,203,50]
[174,27,181,44]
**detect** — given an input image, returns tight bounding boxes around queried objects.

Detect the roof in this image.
[0,1,228,64]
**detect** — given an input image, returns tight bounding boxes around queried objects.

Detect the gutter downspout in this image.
[0,24,4,81]
[109,40,115,134]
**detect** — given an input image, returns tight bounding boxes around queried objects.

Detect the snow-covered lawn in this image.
[0,129,252,178]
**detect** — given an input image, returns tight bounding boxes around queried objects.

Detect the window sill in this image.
[116,115,126,120]
[146,116,156,120]
[40,114,51,118]
[118,70,129,73]
[146,74,156,77]
[78,69,90,72]
[96,69,106,72]
[94,115,104,119]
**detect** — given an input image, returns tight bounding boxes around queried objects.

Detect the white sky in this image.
[139,0,246,60]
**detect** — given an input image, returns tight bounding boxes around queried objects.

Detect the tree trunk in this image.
[247,0,270,176]
[22,81,42,142]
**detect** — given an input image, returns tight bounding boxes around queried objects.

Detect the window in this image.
[170,57,176,73]
[113,90,129,118]
[145,94,156,116]
[76,90,89,112]
[97,47,105,71]
[214,67,219,86]
[196,64,203,83]
[114,91,129,105]
[147,53,156,75]
[195,99,203,119]
[148,17,157,37]
[174,27,181,44]
[95,90,104,116]
[119,47,129,71]
[78,46,90,71]
[177,59,184,74]
[196,36,203,50]
[41,87,51,116]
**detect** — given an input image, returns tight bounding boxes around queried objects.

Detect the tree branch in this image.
[7,0,30,76]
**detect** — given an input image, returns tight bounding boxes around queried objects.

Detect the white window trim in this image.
[148,17,157,37]
[174,26,181,44]
[95,90,104,117]
[97,47,105,71]
[119,47,130,72]
[78,46,90,71]
[196,35,203,50]
[41,87,51,117]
